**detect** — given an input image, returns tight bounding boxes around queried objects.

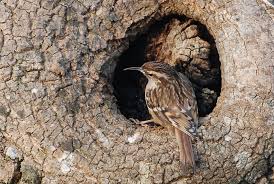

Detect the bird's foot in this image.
[129,118,155,127]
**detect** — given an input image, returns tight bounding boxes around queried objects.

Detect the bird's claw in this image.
[129,118,139,124]
[129,118,150,127]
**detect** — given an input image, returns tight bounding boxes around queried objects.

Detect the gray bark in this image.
[0,0,273,183]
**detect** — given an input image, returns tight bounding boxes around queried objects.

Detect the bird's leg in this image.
[136,119,154,125]
[129,118,154,126]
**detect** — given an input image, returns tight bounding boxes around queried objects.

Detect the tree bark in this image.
[0,0,273,183]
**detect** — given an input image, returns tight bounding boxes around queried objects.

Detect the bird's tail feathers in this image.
[175,128,196,175]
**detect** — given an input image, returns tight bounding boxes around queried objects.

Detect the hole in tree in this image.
[113,15,221,121]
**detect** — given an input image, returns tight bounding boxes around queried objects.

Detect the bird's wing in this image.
[163,73,198,138]
[147,94,198,138]
[145,73,198,137]
[165,104,197,138]
[149,105,196,138]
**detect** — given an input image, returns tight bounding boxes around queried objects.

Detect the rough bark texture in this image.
[0,0,273,183]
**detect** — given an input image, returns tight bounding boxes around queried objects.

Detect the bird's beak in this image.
[123,67,143,72]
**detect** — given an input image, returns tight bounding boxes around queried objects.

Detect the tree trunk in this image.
[0,0,273,183]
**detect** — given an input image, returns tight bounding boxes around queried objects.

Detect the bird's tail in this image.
[175,128,195,175]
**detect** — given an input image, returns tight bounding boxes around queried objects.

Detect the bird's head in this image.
[124,61,177,83]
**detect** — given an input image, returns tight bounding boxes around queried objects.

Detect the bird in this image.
[124,61,199,174]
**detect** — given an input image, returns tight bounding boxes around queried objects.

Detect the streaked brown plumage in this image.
[125,61,198,174]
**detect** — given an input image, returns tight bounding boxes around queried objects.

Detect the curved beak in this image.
[123,67,143,72]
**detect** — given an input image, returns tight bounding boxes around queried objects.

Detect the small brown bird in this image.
[124,61,198,174]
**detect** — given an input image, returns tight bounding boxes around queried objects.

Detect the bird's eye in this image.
[148,73,153,76]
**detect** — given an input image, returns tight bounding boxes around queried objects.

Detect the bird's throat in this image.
[146,79,158,90]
